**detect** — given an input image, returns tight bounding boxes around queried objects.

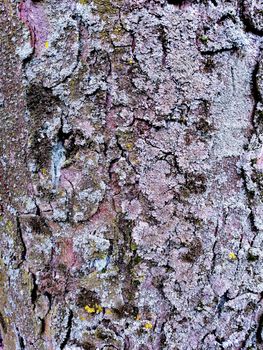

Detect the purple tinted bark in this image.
[0,0,263,349]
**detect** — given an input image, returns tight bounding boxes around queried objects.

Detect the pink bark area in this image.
[18,0,49,55]
[56,238,80,270]
[60,168,83,192]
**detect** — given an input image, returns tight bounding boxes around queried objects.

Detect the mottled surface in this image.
[0,0,263,349]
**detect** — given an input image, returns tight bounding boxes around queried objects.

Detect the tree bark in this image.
[0,0,263,349]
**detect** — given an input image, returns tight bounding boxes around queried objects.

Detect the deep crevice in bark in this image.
[60,310,73,350]
[16,216,27,265]
[31,273,38,308]
[239,0,263,36]
[256,313,263,344]
[16,328,25,350]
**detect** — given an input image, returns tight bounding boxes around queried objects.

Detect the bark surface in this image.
[0,0,263,349]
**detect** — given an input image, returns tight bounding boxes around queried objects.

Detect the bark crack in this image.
[16,215,27,266]
[60,310,73,350]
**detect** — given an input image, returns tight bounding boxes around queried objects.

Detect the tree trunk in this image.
[0,0,263,349]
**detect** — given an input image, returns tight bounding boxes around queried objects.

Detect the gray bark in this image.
[0,0,263,349]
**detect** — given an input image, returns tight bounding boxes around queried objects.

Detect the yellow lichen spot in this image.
[6,220,13,233]
[45,41,49,49]
[112,25,123,35]
[41,168,48,176]
[128,58,134,65]
[95,304,103,313]
[126,142,133,151]
[84,305,95,313]
[80,316,86,321]
[105,308,112,315]
[144,322,153,330]
[228,252,237,261]
[79,0,88,4]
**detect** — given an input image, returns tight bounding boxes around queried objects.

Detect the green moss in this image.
[179,175,206,199]
[77,289,100,308]
[204,57,215,72]
[247,252,259,262]
[113,304,138,319]
[81,342,96,350]
[181,238,203,263]
[251,158,257,166]
[185,215,203,228]
[0,312,7,333]
[195,300,205,312]
[132,279,141,288]
[257,110,263,119]
[29,216,51,235]
[95,251,107,260]
[251,170,263,194]
[133,255,142,265]
[6,220,13,230]
[130,242,137,251]
[30,132,52,171]
[93,0,118,18]
[200,35,209,44]
[195,118,213,135]
[95,327,111,340]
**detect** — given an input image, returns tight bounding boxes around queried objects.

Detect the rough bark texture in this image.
[0,0,263,349]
